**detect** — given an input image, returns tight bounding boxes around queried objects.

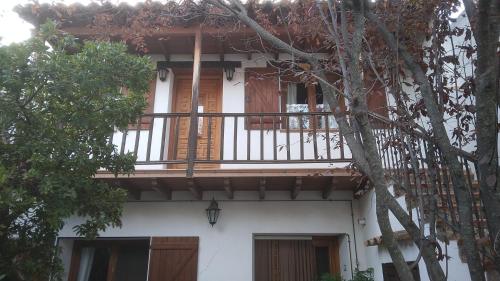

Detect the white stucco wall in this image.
[357,188,473,281]
[58,190,368,281]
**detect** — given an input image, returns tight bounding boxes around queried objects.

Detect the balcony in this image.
[100,110,486,244]
[110,111,353,167]
[99,111,363,199]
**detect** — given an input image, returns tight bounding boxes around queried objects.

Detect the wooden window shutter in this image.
[245,68,280,129]
[325,74,348,115]
[364,70,388,118]
[148,237,199,281]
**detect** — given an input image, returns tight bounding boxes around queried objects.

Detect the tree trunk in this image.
[212,1,448,280]
[465,0,500,272]
[364,9,486,281]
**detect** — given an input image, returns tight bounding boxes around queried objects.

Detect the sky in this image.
[0,0,464,46]
[0,0,147,45]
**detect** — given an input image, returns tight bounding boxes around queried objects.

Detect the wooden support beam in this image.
[114,179,141,200]
[291,177,302,200]
[151,178,172,200]
[223,178,234,199]
[186,27,202,177]
[187,179,202,200]
[156,61,241,69]
[322,177,337,199]
[259,178,266,200]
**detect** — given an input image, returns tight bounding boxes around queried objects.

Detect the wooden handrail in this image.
[113,111,352,165]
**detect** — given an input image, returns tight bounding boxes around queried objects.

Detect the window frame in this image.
[67,238,150,281]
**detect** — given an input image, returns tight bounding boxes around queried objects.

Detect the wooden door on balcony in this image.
[169,72,222,169]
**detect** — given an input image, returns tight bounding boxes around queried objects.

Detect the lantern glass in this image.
[206,198,221,227]
[224,66,235,81]
[158,68,168,82]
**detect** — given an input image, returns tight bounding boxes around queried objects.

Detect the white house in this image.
[17,3,492,281]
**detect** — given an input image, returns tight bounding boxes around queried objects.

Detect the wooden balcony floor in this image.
[95,168,363,199]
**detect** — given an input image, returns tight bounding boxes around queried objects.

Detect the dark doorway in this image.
[382,262,421,281]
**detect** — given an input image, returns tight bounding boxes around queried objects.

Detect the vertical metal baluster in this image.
[145,117,154,162]
[312,115,318,160]
[159,117,167,161]
[173,116,180,160]
[233,116,238,160]
[388,126,398,179]
[247,116,251,161]
[120,129,128,156]
[286,116,291,160]
[338,121,345,160]
[299,115,304,160]
[273,116,277,161]
[206,116,212,161]
[220,116,225,161]
[324,114,331,160]
[392,127,402,182]
[133,116,142,158]
[379,129,389,171]
[260,116,264,161]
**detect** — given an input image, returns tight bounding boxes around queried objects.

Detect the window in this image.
[69,239,150,281]
[315,246,331,277]
[382,262,421,281]
[286,83,337,129]
[254,236,339,281]
[69,237,199,281]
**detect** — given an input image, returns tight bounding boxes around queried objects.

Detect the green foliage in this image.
[352,268,374,281]
[319,273,344,281]
[0,20,154,280]
[318,268,374,281]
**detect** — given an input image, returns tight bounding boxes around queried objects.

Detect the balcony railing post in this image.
[186,27,202,177]
[159,116,167,161]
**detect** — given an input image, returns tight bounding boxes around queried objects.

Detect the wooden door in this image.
[312,236,340,277]
[169,73,222,169]
[148,237,199,281]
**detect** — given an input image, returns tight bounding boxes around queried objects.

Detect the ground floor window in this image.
[67,237,199,281]
[254,236,340,281]
[382,262,420,281]
[69,239,150,281]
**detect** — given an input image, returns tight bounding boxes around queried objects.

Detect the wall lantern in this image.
[158,68,169,82]
[224,66,235,81]
[206,198,221,227]
[157,61,169,82]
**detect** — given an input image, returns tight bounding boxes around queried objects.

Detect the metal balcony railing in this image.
[368,113,486,240]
